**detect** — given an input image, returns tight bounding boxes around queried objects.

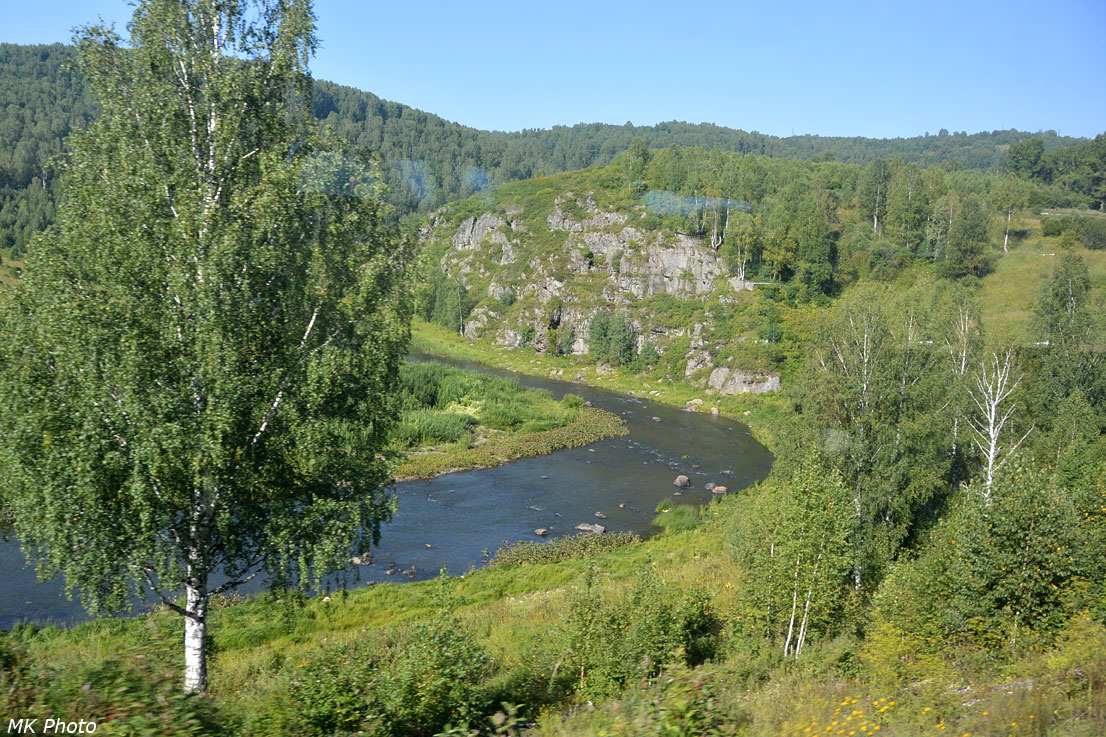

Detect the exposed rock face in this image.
[708,367,781,395]
[421,190,781,366]
[463,305,495,340]
[685,349,713,377]
[453,213,507,250]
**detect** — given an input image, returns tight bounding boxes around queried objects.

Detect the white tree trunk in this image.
[183,582,209,693]
[966,350,1032,500]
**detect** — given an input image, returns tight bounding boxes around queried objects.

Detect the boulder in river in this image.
[673,475,691,488]
[350,553,373,566]
[705,482,716,491]
[652,416,662,422]
[575,522,606,534]
[711,485,729,494]
[594,511,607,519]
[534,528,549,537]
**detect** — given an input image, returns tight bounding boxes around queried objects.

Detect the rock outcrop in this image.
[707,367,781,395]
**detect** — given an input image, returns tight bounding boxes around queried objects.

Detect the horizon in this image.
[4,1,1105,141]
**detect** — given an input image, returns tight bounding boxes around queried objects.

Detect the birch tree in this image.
[0,0,412,694]
[966,350,1033,500]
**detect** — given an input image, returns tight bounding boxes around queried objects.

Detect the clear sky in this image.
[5,0,1104,139]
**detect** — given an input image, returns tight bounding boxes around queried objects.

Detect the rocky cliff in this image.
[419,177,780,394]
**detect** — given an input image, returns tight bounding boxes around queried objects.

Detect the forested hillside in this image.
[414,143,1106,393]
[0,42,1093,256]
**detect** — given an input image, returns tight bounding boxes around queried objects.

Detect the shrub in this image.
[0,642,223,737]
[491,532,640,566]
[561,393,584,408]
[557,324,576,355]
[1080,217,1106,249]
[379,614,489,736]
[563,567,723,699]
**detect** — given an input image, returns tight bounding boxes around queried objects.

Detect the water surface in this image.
[0,352,771,629]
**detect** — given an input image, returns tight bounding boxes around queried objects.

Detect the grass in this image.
[7,485,1103,736]
[0,251,23,288]
[391,359,628,479]
[978,224,1106,346]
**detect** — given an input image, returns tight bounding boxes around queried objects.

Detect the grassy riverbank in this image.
[410,320,792,451]
[4,485,1103,737]
[392,360,627,479]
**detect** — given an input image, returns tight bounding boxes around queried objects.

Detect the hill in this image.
[0,42,1089,256]
[414,146,1106,398]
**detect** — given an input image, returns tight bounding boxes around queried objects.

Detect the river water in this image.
[0,351,772,629]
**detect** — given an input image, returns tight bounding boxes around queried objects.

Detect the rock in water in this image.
[534,528,549,537]
[652,416,662,422]
[712,485,729,494]
[705,482,716,491]
[575,522,606,534]
[594,511,607,519]
[673,474,691,488]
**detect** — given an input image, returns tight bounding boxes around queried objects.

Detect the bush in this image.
[0,641,223,737]
[1042,217,1063,237]
[379,614,489,736]
[491,532,640,566]
[564,567,723,699]
[284,640,381,735]
[1079,217,1106,249]
[561,393,584,408]
[557,324,576,355]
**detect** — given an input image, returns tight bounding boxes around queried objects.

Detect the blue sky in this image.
[6,0,1104,139]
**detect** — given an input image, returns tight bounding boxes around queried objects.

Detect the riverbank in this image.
[410,320,791,452]
[396,405,628,480]
[391,358,629,480]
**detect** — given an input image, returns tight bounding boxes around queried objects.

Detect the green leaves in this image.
[0,0,413,692]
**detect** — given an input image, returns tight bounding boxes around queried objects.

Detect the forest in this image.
[1,42,1099,257]
[1,4,1105,736]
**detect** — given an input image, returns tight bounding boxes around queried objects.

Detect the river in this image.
[0,351,772,630]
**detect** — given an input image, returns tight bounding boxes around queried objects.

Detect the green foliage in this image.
[492,532,641,566]
[419,269,477,334]
[945,195,991,277]
[556,323,576,355]
[588,310,636,366]
[0,0,413,693]
[728,457,851,656]
[872,461,1106,653]
[380,613,490,736]
[393,409,476,447]
[0,639,223,736]
[1005,138,1046,179]
[564,567,723,699]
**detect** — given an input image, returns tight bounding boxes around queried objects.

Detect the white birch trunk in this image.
[783,550,802,657]
[183,582,209,693]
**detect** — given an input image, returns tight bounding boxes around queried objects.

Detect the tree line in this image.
[730,255,1105,660]
[0,42,1091,257]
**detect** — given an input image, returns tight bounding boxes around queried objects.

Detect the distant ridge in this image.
[0,42,1086,254]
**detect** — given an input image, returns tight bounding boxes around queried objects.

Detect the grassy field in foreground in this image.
[4,485,1103,737]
